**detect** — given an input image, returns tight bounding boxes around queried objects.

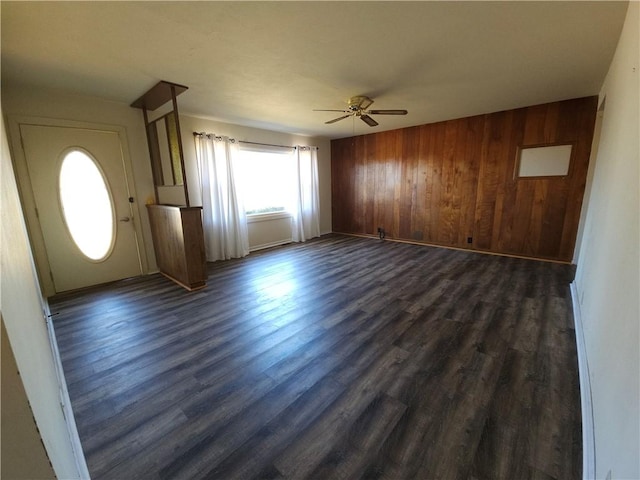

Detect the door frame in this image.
[8,115,148,296]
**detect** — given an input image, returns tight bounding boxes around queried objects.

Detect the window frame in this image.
[514,142,575,180]
[235,144,296,217]
[57,147,117,262]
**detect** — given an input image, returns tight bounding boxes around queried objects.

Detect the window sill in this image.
[246,211,292,223]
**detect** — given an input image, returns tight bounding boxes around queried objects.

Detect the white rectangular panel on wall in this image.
[518,144,572,177]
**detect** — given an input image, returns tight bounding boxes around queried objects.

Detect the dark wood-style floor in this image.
[50,234,581,480]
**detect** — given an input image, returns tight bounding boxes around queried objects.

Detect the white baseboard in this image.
[249,238,292,252]
[570,281,596,480]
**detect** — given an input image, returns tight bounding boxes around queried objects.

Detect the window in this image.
[235,147,296,215]
[59,149,115,261]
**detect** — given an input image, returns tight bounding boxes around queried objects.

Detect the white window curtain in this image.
[195,134,249,261]
[291,146,320,242]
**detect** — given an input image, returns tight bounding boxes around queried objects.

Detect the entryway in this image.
[18,122,143,292]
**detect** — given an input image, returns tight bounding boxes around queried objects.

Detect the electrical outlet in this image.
[467,237,473,244]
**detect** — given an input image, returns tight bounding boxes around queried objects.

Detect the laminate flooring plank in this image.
[392,301,456,352]
[258,309,376,383]
[160,343,404,480]
[49,234,581,480]
[412,354,504,479]
[262,301,405,385]
[78,262,398,426]
[99,371,278,480]
[468,298,563,480]
[529,296,581,480]
[272,345,410,479]
[305,393,406,480]
[368,344,503,479]
[369,299,511,477]
[88,406,189,479]
[386,319,466,403]
[69,293,329,411]
[77,373,202,450]
[200,376,345,480]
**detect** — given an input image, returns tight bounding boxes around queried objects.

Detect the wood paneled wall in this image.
[331,96,598,262]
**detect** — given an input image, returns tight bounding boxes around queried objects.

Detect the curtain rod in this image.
[193,132,296,150]
[241,140,295,150]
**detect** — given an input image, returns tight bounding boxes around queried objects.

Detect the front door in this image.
[20,124,142,292]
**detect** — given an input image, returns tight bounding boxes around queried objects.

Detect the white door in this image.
[20,124,142,292]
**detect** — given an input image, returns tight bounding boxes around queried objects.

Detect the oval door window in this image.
[59,149,115,261]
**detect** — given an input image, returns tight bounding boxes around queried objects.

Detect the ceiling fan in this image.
[314,95,408,127]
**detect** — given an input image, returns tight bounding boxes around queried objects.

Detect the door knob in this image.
[119,217,131,222]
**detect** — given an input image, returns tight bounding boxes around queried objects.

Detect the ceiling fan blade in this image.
[360,115,379,127]
[367,109,408,115]
[349,95,374,110]
[325,114,352,124]
[360,97,374,110]
[313,109,349,112]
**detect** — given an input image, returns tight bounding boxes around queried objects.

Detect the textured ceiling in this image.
[1,1,628,139]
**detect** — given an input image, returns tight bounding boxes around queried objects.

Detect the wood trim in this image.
[158,271,206,292]
[513,141,577,181]
[130,80,188,111]
[42,301,91,477]
[133,81,190,206]
[334,231,573,264]
[170,85,190,207]
[144,116,164,193]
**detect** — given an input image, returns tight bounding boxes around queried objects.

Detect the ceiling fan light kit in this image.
[314,95,407,127]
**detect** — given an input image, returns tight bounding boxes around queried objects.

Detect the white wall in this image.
[1,114,83,478]
[1,317,56,479]
[573,3,639,479]
[179,114,332,250]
